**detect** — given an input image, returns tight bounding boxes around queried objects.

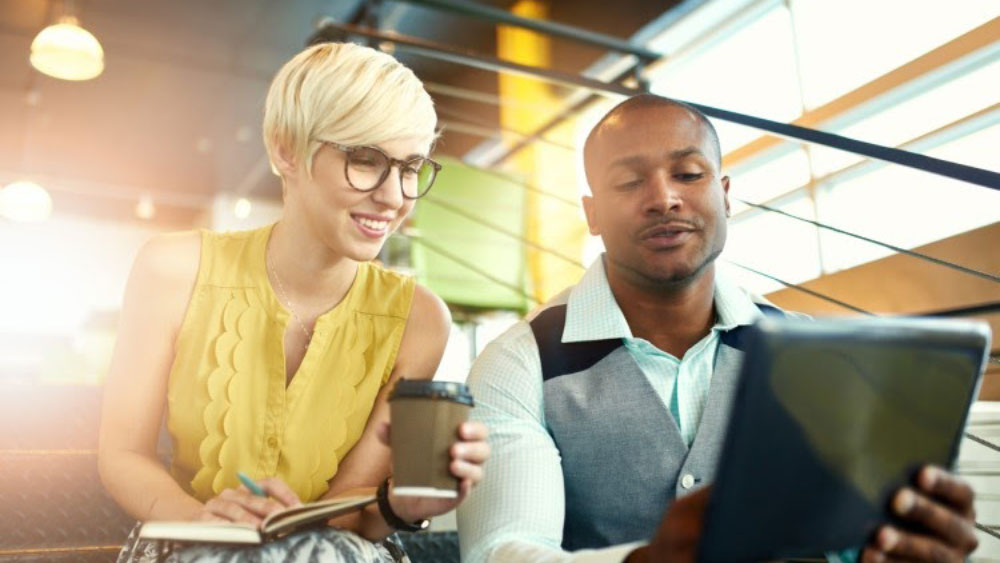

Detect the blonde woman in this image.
[100,42,489,562]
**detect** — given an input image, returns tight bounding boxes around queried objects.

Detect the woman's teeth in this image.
[358,217,388,230]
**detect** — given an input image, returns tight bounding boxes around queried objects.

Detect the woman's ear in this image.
[272,144,299,180]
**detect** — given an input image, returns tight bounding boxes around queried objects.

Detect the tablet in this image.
[699,316,991,562]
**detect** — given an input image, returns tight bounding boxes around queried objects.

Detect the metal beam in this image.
[312,22,637,96]
[394,0,661,61]
[311,22,1000,192]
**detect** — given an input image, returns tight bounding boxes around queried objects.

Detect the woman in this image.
[99,41,489,562]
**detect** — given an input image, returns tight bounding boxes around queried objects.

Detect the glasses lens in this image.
[345,147,389,191]
[400,159,437,199]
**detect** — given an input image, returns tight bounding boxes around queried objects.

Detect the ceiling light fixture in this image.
[0,180,54,222]
[30,14,104,81]
[135,194,156,220]
[234,198,252,219]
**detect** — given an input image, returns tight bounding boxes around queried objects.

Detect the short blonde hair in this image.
[263,42,437,178]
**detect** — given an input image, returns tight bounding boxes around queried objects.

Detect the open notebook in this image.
[139,493,376,545]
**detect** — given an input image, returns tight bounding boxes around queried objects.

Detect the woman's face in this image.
[288,135,432,262]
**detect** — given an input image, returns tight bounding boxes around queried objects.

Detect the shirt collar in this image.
[562,255,763,343]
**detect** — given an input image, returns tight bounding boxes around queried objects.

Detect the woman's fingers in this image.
[450,459,484,484]
[204,494,262,526]
[458,421,488,441]
[450,440,490,465]
[257,477,303,509]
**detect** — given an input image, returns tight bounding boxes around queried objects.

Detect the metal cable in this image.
[724,261,1000,366]
[421,195,586,269]
[436,106,577,151]
[975,522,1000,540]
[964,432,1000,454]
[460,163,581,208]
[736,199,1000,285]
[396,233,539,305]
[723,260,875,316]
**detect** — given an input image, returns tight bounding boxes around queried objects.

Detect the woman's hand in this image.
[196,477,303,527]
[379,420,490,523]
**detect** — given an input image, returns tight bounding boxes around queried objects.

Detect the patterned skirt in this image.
[116,523,410,563]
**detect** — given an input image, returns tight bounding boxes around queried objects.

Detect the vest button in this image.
[681,473,696,489]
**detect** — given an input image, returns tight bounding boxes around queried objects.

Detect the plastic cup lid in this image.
[389,379,474,406]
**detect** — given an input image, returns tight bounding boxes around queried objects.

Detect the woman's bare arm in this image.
[324,283,452,538]
[98,231,204,521]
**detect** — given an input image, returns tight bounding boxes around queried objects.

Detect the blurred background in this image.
[0,0,998,561]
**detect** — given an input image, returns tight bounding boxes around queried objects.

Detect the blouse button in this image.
[267,436,279,449]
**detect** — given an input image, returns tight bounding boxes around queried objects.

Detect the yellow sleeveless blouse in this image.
[166,224,415,503]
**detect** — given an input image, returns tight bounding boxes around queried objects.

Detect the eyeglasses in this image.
[325,142,441,200]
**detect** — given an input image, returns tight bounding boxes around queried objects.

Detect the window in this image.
[790,0,998,108]
[649,3,803,153]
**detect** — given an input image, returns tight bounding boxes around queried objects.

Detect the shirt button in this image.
[267,436,279,449]
[681,474,696,489]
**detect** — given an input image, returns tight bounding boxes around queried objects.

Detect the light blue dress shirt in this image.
[457,257,766,563]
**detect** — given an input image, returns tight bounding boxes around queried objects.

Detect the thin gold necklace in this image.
[267,252,312,350]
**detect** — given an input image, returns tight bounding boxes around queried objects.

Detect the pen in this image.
[237,471,267,497]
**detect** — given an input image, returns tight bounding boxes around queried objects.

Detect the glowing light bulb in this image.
[30,16,104,81]
[0,180,53,222]
[135,195,156,220]
[234,197,252,219]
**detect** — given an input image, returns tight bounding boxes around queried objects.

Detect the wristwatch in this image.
[377,477,430,532]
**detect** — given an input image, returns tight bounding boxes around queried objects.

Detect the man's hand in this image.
[861,465,978,563]
[627,486,712,563]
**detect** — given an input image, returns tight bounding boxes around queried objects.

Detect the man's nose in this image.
[644,170,682,214]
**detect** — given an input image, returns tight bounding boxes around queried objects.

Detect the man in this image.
[457,94,979,563]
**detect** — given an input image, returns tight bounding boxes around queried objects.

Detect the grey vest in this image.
[530,303,780,551]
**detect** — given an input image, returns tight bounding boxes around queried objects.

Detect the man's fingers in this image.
[918,466,975,518]
[893,488,978,551]
[874,525,967,563]
[859,545,908,563]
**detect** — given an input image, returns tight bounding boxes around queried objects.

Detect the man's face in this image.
[583,104,731,287]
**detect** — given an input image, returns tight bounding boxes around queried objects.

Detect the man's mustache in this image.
[636,216,703,238]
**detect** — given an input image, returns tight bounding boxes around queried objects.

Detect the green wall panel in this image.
[410,156,531,311]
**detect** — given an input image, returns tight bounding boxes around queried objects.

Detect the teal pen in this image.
[237,471,267,497]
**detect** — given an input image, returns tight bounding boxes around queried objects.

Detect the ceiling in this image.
[0,0,680,228]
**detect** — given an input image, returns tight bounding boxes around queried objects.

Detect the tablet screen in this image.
[699,318,988,562]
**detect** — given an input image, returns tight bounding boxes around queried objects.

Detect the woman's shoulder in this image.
[356,262,416,316]
[123,231,203,332]
[357,263,449,333]
[132,230,203,288]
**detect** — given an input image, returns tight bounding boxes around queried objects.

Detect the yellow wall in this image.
[497,1,589,302]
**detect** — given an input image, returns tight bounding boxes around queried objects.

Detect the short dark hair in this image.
[583,94,722,185]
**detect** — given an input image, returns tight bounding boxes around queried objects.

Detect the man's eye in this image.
[615,179,643,189]
[676,173,704,181]
[402,166,420,177]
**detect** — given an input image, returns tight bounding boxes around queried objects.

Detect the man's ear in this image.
[582,195,600,236]
[721,176,731,217]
